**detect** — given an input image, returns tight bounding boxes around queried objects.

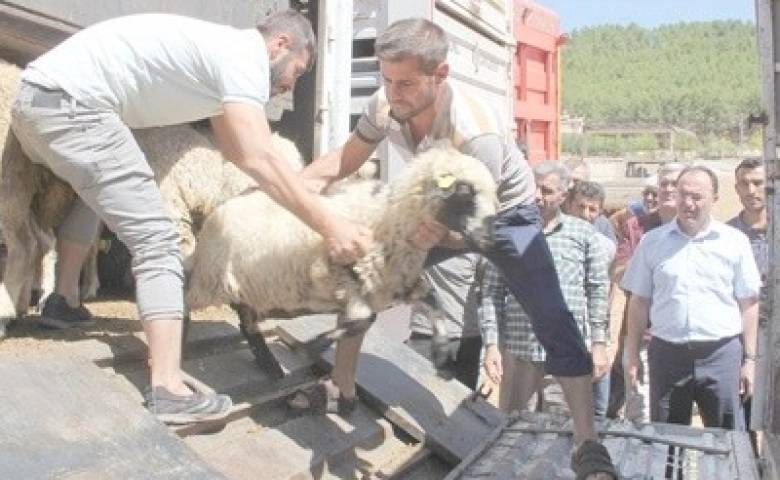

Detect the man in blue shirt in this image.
[622,166,760,429]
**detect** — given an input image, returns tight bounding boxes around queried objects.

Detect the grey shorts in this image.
[11,81,184,320]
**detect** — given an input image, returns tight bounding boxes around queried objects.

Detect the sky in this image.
[537,0,756,32]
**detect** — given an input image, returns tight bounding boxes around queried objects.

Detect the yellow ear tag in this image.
[436,173,457,190]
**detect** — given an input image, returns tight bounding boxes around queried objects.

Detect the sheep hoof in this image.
[431,334,451,368]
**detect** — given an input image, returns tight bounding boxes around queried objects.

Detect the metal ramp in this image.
[445,411,759,479]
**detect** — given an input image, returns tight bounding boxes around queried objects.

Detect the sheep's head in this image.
[401,149,499,252]
[430,173,496,251]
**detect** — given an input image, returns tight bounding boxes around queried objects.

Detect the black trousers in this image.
[648,335,744,430]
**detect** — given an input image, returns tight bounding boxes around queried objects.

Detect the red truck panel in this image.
[513,0,562,165]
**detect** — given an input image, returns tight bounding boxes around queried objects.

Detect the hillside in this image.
[561,21,760,137]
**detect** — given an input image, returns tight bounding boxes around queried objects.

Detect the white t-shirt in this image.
[24,13,270,128]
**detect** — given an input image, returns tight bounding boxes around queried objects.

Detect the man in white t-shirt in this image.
[10,10,373,424]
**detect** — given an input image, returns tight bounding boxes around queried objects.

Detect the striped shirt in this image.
[355,82,534,209]
[480,213,610,361]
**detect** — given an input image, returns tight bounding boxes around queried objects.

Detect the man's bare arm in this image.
[301,132,377,193]
[738,295,759,397]
[739,296,759,358]
[211,102,372,263]
[624,294,650,388]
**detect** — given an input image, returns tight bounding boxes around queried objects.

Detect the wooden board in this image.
[186,407,395,480]
[277,314,506,465]
[0,351,224,479]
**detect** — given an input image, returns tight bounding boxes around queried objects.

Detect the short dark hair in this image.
[374,18,448,74]
[257,9,317,71]
[735,157,763,178]
[677,166,719,195]
[567,180,606,207]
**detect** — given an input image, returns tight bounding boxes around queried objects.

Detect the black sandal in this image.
[286,381,358,417]
[570,440,618,480]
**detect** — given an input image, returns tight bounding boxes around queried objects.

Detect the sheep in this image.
[0,58,64,323]
[185,148,499,372]
[0,57,303,331]
[83,126,303,295]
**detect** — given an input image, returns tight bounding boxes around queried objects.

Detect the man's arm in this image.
[210,102,372,263]
[300,132,378,193]
[739,295,760,398]
[479,263,505,385]
[585,233,610,381]
[624,295,650,389]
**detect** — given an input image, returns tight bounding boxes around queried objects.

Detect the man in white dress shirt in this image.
[622,166,760,429]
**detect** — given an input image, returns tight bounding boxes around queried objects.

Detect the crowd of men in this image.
[417,156,766,443]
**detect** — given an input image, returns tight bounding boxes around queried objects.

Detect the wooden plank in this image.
[368,443,434,479]
[277,315,506,465]
[109,338,319,400]
[186,407,393,480]
[0,351,224,479]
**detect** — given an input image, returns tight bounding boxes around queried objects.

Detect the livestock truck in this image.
[7,1,779,478]
[0,0,563,171]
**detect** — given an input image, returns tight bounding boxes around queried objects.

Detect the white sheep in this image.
[136,124,303,265]
[185,148,499,360]
[0,58,63,320]
[0,57,304,327]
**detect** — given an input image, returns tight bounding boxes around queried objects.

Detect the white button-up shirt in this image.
[621,218,761,343]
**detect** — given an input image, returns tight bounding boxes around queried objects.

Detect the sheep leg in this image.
[413,289,450,369]
[406,276,450,368]
[0,221,43,322]
[36,244,57,310]
[231,303,285,380]
[80,227,103,300]
[299,314,375,358]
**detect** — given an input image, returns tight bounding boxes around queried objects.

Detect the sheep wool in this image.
[185,148,499,326]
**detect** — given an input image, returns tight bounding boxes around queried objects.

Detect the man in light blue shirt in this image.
[622,166,760,429]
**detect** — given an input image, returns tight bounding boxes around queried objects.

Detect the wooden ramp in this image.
[0,351,224,479]
[277,314,506,466]
[0,306,453,480]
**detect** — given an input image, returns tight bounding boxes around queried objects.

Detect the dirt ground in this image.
[0,295,235,356]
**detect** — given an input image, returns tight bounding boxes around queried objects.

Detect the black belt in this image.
[656,334,738,350]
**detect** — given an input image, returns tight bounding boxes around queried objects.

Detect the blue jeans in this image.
[593,372,610,419]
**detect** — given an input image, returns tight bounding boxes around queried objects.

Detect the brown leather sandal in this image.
[286,380,358,417]
[570,440,618,480]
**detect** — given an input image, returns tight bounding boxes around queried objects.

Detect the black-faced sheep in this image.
[185,148,499,369]
[0,57,303,332]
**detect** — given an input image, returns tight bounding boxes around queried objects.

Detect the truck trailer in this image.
[2,1,776,478]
